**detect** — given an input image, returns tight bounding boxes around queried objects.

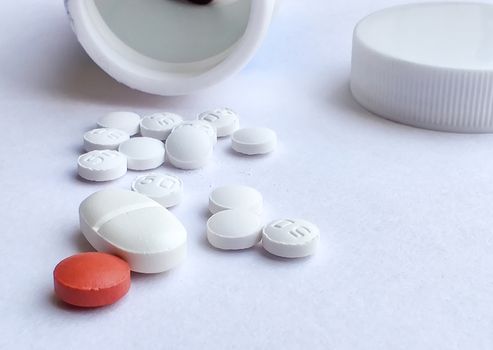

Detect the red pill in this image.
[53,252,131,308]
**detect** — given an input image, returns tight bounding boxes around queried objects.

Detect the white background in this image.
[2,0,493,349]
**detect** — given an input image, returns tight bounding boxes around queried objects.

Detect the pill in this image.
[78,150,127,182]
[140,112,183,140]
[118,137,165,171]
[131,173,183,208]
[83,128,130,152]
[165,124,213,170]
[174,120,217,145]
[97,111,141,136]
[79,189,187,273]
[231,127,277,155]
[209,185,263,215]
[198,108,239,137]
[207,209,263,250]
[262,219,320,258]
[53,252,131,308]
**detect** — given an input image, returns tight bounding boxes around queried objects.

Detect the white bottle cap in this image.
[65,0,276,96]
[351,3,493,133]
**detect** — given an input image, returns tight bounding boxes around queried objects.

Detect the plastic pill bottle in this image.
[65,0,277,96]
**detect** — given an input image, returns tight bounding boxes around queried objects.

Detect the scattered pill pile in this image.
[77,108,276,181]
[54,108,319,308]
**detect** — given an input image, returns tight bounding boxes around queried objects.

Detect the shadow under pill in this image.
[71,229,95,252]
[256,245,312,264]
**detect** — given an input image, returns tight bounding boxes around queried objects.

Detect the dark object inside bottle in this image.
[188,0,214,4]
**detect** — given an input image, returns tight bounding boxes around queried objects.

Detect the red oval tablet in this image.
[54,252,131,308]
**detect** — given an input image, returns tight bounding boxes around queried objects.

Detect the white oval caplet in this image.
[79,189,187,273]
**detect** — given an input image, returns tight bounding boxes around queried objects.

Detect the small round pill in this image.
[262,219,320,258]
[97,111,141,136]
[174,120,217,145]
[83,128,130,152]
[165,125,213,170]
[198,108,239,137]
[131,173,183,208]
[207,209,263,250]
[232,127,277,155]
[53,252,131,308]
[209,185,263,215]
[118,137,165,171]
[78,150,127,182]
[140,112,183,140]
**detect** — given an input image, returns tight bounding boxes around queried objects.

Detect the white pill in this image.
[97,111,141,136]
[132,173,183,208]
[118,137,165,171]
[207,209,262,250]
[78,150,127,182]
[165,125,213,170]
[174,120,217,145]
[80,189,187,273]
[209,185,263,215]
[232,127,277,155]
[262,219,320,258]
[83,128,130,152]
[198,108,239,137]
[140,112,183,140]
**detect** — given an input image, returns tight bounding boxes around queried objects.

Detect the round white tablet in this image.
[209,185,263,215]
[118,137,165,170]
[140,112,183,140]
[207,209,262,250]
[78,150,127,182]
[231,127,277,155]
[83,128,130,152]
[97,111,141,136]
[174,120,217,145]
[165,125,213,170]
[131,173,183,208]
[262,219,320,258]
[198,108,239,137]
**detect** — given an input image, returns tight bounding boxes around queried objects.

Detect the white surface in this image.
[209,185,263,214]
[83,128,130,151]
[165,124,214,169]
[140,112,183,140]
[262,219,320,258]
[132,173,184,208]
[118,137,165,170]
[207,209,263,250]
[232,126,277,155]
[2,0,493,349]
[351,2,493,132]
[198,107,240,137]
[77,150,127,182]
[80,189,187,273]
[97,111,141,135]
